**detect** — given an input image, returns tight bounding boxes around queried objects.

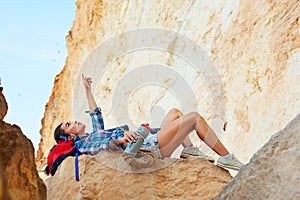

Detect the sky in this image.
[0,1,76,153]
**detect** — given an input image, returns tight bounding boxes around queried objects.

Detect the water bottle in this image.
[124,123,150,157]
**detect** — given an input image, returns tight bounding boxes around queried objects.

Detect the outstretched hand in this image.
[82,74,92,92]
[82,74,98,111]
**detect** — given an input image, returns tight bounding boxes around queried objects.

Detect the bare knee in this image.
[188,112,205,123]
[169,108,183,118]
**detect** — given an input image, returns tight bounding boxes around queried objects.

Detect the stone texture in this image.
[0,159,10,200]
[214,113,300,200]
[36,0,300,181]
[0,87,8,121]
[0,96,46,200]
[46,152,232,200]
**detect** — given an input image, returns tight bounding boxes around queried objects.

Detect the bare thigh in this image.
[160,108,183,129]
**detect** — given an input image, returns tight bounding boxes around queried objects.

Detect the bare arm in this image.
[82,74,98,111]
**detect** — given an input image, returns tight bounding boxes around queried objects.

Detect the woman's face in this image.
[61,121,86,136]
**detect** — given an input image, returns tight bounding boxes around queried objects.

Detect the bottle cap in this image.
[141,123,150,129]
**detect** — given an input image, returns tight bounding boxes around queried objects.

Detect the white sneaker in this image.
[216,154,244,171]
[180,146,215,162]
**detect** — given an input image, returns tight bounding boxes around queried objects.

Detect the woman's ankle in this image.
[183,145,194,150]
[220,153,232,159]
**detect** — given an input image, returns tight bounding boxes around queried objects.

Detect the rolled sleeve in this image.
[88,107,105,131]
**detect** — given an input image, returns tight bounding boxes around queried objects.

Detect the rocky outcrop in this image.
[36,0,300,173]
[0,122,47,200]
[0,87,7,121]
[0,90,46,200]
[46,153,232,200]
[214,113,300,199]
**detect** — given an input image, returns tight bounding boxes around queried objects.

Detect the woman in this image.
[54,75,244,171]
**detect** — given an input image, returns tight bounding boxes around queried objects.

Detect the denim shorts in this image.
[140,134,163,159]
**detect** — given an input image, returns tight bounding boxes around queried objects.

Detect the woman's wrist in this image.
[84,88,92,95]
[108,139,121,151]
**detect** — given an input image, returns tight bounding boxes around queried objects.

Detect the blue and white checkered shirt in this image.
[74,107,128,155]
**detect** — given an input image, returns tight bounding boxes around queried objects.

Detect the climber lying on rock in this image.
[53,74,244,171]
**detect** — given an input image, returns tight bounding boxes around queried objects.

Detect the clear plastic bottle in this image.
[124,123,150,157]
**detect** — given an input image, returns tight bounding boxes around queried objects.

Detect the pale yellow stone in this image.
[46,153,232,200]
[215,113,300,199]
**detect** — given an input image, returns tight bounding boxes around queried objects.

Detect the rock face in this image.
[36,0,300,179]
[0,87,8,121]
[0,90,46,200]
[46,153,232,200]
[214,113,300,199]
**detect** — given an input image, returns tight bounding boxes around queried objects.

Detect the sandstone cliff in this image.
[46,154,232,200]
[36,0,300,172]
[214,113,300,199]
[0,89,46,200]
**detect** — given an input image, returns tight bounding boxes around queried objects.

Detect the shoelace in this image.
[187,148,206,156]
[231,155,243,165]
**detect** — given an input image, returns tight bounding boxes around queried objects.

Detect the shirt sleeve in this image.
[74,135,111,155]
[88,107,105,132]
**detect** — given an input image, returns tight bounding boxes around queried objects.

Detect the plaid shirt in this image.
[74,107,128,155]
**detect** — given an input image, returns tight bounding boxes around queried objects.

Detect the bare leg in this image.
[157,112,229,157]
[160,108,193,147]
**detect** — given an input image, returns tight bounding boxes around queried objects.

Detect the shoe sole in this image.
[216,162,240,171]
[180,154,215,163]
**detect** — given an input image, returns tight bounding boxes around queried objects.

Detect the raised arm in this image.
[82,74,98,111]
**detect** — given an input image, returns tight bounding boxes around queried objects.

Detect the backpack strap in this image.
[59,135,68,143]
[75,148,80,181]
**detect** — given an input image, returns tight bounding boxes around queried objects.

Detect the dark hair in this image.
[54,123,68,143]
